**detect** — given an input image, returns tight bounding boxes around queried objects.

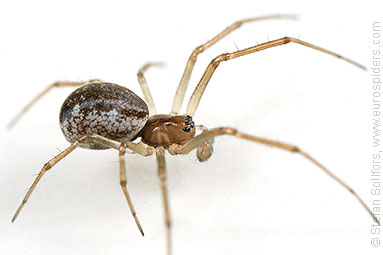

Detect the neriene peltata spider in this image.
[8,15,378,255]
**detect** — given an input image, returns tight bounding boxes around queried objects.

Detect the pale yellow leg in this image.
[12,134,154,236]
[170,14,297,115]
[119,145,146,236]
[137,63,164,115]
[172,127,380,225]
[186,37,366,116]
[156,147,172,255]
[8,80,100,129]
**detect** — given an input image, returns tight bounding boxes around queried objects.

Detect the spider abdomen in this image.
[59,82,149,149]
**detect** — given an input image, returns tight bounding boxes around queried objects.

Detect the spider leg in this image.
[169,125,214,161]
[137,62,165,116]
[12,134,154,236]
[7,79,100,129]
[170,14,297,115]
[156,147,172,255]
[186,37,367,116]
[172,127,380,225]
[119,145,146,236]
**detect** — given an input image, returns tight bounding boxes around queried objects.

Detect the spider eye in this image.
[186,115,192,121]
[183,127,191,132]
[185,120,195,128]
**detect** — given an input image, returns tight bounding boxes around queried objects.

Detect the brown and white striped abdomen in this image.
[59,82,149,149]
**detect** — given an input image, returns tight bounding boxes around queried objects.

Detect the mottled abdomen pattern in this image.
[59,82,149,149]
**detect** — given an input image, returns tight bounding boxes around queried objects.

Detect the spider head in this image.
[140,114,196,147]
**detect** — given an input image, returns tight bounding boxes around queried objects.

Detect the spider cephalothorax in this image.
[140,114,196,147]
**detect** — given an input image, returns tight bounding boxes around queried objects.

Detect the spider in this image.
[9,14,378,255]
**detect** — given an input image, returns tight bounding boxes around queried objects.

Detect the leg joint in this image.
[213,53,230,65]
[193,45,205,56]
[218,127,237,136]
[119,144,126,155]
[291,146,300,152]
[120,180,127,187]
[158,171,166,180]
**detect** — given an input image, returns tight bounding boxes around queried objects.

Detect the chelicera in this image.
[9,15,379,255]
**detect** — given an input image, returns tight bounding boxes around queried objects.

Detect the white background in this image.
[0,0,382,254]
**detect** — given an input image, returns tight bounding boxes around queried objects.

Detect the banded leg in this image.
[7,80,100,129]
[170,14,297,115]
[12,134,154,235]
[137,63,164,115]
[156,147,172,255]
[186,37,366,116]
[172,127,380,225]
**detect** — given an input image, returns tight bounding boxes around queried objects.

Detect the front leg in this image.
[170,127,380,225]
